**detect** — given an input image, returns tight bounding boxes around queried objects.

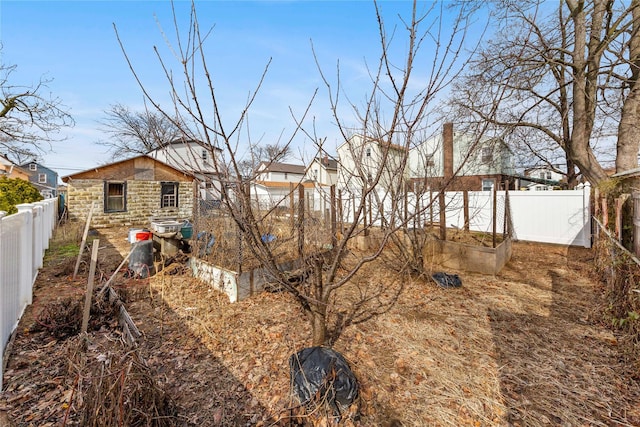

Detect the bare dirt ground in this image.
[0,224,639,426]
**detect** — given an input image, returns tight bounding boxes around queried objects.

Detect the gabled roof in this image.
[337,135,408,153]
[313,156,338,171]
[254,180,317,189]
[160,137,223,151]
[62,154,195,182]
[257,161,306,175]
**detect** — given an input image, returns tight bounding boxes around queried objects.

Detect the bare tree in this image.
[116,0,483,346]
[98,103,183,159]
[237,142,293,180]
[450,0,639,187]
[0,60,74,161]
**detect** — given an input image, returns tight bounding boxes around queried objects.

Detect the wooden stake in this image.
[81,239,99,334]
[330,185,337,248]
[463,190,469,232]
[439,192,446,240]
[73,201,94,279]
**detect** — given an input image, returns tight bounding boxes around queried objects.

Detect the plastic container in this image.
[180,225,193,239]
[136,231,152,241]
[150,220,182,233]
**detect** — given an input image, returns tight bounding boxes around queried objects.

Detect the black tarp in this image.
[432,272,462,288]
[289,346,359,420]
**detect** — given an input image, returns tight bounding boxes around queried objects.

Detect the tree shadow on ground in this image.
[488,248,640,426]
[98,230,270,426]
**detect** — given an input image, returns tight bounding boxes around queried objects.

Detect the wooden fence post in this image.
[602,198,609,229]
[290,182,295,231]
[81,239,100,335]
[338,189,343,233]
[492,181,498,248]
[634,192,640,257]
[438,192,446,240]
[615,194,630,243]
[330,185,337,248]
[298,184,305,256]
[73,201,94,279]
[463,190,469,232]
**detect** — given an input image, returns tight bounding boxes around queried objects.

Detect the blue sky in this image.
[1,0,474,178]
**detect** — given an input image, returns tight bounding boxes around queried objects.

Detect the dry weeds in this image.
[0,226,638,426]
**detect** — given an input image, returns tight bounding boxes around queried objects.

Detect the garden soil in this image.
[0,225,638,426]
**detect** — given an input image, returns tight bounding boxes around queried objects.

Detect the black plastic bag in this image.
[289,346,359,420]
[432,272,462,288]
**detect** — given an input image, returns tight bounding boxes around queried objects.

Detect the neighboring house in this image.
[251,161,314,211]
[337,134,409,192]
[255,161,307,183]
[520,166,564,190]
[0,154,29,181]
[249,180,316,211]
[20,161,59,198]
[305,156,338,186]
[147,138,223,201]
[409,122,515,191]
[62,155,195,228]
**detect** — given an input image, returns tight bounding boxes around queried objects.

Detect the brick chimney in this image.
[443,122,454,179]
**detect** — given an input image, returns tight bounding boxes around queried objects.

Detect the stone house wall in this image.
[67,179,195,228]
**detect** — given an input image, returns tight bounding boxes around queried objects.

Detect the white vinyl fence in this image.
[340,183,592,248]
[0,199,57,388]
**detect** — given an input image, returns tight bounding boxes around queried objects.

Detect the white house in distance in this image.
[147,138,223,201]
[409,122,515,191]
[521,166,563,190]
[337,134,409,193]
[251,161,311,210]
[255,161,307,183]
[305,156,338,186]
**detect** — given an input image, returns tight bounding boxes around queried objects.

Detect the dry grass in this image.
[0,225,638,426]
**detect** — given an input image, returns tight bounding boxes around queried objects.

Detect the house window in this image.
[29,164,37,171]
[481,147,493,163]
[284,172,288,180]
[202,149,207,162]
[482,179,494,192]
[38,173,47,183]
[313,169,318,181]
[426,153,435,168]
[546,172,552,180]
[104,181,127,212]
[366,148,371,157]
[161,182,179,208]
[539,172,545,179]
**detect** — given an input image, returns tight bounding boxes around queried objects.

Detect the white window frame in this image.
[38,173,47,183]
[482,179,494,192]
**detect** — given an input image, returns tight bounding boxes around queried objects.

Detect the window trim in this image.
[160,181,179,208]
[38,173,47,183]
[104,181,127,213]
[29,163,37,171]
[481,147,493,164]
[481,178,494,192]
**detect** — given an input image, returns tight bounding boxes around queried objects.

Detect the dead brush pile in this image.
[67,338,179,427]
[592,236,640,376]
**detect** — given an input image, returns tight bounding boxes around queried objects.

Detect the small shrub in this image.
[0,176,43,214]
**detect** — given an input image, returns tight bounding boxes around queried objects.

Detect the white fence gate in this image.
[0,199,57,388]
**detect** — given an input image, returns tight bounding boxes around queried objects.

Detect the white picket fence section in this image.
[0,198,57,388]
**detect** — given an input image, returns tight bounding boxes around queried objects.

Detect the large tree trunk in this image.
[617,0,640,174]
[567,0,609,186]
